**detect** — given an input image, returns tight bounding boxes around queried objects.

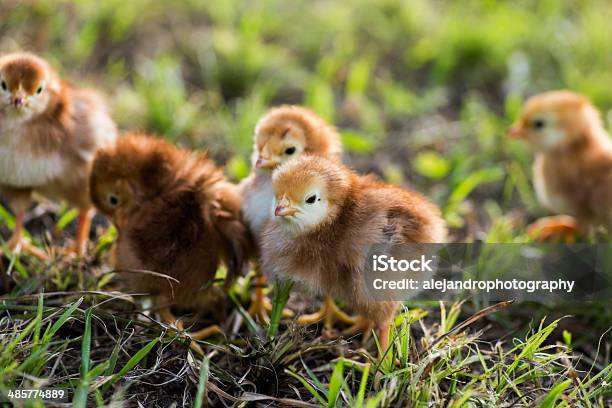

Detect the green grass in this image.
[1,0,611,406]
[1,236,610,406]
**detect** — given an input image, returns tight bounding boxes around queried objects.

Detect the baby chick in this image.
[261,155,446,354]
[90,133,251,348]
[508,91,612,241]
[240,105,343,322]
[0,52,117,258]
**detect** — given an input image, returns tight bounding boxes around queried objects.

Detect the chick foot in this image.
[159,308,223,355]
[1,224,48,261]
[7,239,49,261]
[248,274,293,324]
[342,315,376,342]
[342,317,392,361]
[527,215,578,243]
[297,294,359,336]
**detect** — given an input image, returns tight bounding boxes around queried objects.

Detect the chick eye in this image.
[1,81,6,91]
[533,119,545,130]
[36,85,43,94]
[284,147,296,155]
[108,194,119,207]
[305,194,317,204]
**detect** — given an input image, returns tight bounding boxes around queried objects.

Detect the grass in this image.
[1,268,609,406]
[1,0,611,406]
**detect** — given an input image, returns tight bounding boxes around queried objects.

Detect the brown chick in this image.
[508,90,612,241]
[261,156,446,355]
[0,52,117,258]
[90,133,251,350]
[240,105,343,323]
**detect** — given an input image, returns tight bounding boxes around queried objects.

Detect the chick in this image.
[90,133,250,348]
[240,105,343,323]
[261,156,446,354]
[0,52,117,258]
[508,91,612,241]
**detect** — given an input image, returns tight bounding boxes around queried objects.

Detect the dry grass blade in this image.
[419,300,515,358]
[234,392,320,407]
[0,290,137,302]
[110,269,180,284]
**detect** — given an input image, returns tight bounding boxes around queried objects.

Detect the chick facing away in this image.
[90,133,251,351]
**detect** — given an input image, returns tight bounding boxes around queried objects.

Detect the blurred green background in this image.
[2,0,612,240]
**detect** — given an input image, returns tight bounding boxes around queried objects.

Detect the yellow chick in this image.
[0,52,116,258]
[240,105,343,323]
[508,90,612,241]
[261,155,446,354]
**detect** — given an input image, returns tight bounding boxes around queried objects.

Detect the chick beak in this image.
[275,196,298,217]
[507,126,525,139]
[256,157,277,169]
[13,97,24,109]
[13,90,26,109]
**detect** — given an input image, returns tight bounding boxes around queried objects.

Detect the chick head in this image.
[90,134,171,228]
[252,106,342,170]
[271,155,350,233]
[508,90,601,151]
[0,53,58,122]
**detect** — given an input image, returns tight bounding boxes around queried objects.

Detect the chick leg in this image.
[5,210,25,249]
[159,308,221,355]
[377,323,391,358]
[2,210,48,261]
[527,215,578,243]
[248,274,294,324]
[74,208,93,256]
[297,294,359,334]
[189,325,224,340]
[247,274,271,323]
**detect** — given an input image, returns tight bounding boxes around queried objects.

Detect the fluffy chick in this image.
[261,156,446,354]
[90,133,250,347]
[240,105,342,322]
[0,52,117,258]
[508,91,612,240]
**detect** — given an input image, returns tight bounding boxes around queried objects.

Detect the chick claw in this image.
[248,275,294,324]
[297,294,359,336]
[1,234,49,261]
[343,317,391,361]
[342,315,376,342]
[159,308,223,356]
[527,215,578,243]
[247,293,273,324]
